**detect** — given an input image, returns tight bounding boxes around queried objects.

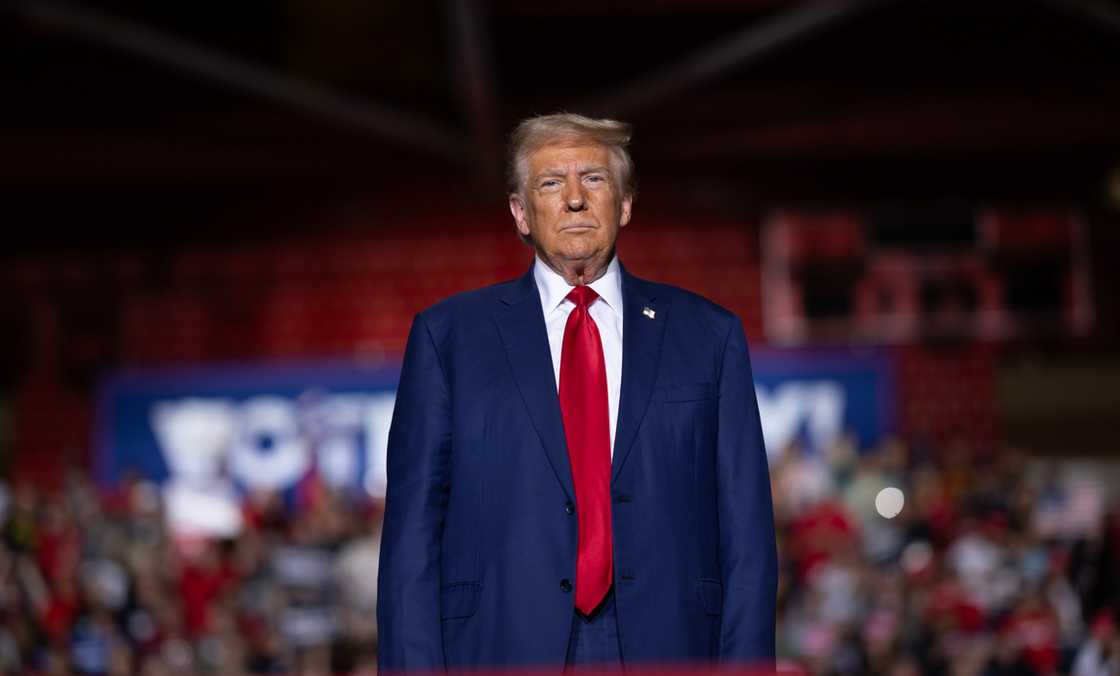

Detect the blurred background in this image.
[3,0,1120,674]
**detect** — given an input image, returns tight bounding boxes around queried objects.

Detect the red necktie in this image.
[559,285,613,615]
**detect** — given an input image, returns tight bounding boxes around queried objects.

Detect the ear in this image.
[619,194,634,228]
[509,194,531,237]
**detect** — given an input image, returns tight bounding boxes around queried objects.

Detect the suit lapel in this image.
[612,267,666,481]
[493,270,575,501]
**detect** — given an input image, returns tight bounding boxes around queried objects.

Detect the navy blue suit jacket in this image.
[376,264,777,670]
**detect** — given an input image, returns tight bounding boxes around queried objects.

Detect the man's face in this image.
[509,142,632,267]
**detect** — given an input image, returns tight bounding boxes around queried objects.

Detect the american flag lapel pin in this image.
[642,306,656,319]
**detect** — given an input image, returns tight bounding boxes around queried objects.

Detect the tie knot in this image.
[566,285,599,309]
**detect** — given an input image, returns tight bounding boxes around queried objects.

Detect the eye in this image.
[538,179,561,192]
[583,174,607,187]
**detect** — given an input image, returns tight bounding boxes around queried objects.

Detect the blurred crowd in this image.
[0,437,1117,675]
[772,438,1120,676]
[0,474,380,675]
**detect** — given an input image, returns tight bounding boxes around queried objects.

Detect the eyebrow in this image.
[535,164,611,179]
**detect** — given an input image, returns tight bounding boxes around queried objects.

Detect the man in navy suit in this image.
[377,114,777,671]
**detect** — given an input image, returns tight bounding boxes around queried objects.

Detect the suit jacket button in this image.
[564,501,575,515]
[560,579,572,593]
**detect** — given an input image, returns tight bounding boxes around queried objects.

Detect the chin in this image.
[558,244,599,261]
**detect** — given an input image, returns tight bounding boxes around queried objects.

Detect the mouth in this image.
[559,222,596,232]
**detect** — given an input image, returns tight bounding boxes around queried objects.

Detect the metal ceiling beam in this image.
[447,0,503,186]
[495,0,792,14]
[579,0,885,118]
[648,96,1120,158]
[10,0,470,163]
[1039,0,1120,35]
[495,0,795,14]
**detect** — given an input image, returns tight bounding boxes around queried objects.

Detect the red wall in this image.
[2,216,997,486]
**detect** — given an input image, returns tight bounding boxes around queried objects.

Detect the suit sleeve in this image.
[377,313,452,671]
[715,317,778,664]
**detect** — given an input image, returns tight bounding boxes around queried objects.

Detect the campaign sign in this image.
[751,348,896,459]
[97,361,399,536]
[98,349,893,535]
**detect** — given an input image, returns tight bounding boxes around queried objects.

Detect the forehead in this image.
[528,142,612,174]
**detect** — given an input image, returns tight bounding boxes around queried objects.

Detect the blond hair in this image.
[507,113,636,198]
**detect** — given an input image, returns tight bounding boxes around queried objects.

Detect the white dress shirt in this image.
[534,255,624,456]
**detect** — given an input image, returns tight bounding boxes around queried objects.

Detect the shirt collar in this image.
[534,255,623,317]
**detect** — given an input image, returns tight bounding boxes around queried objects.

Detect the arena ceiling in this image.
[4,0,1120,250]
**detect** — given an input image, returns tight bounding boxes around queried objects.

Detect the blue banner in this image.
[97,360,400,535]
[97,349,894,533]
[751,348,896,458]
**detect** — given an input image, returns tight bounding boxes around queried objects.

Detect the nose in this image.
[562,181,587,212]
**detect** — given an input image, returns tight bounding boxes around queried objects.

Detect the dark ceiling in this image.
[4,0,1120,252]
